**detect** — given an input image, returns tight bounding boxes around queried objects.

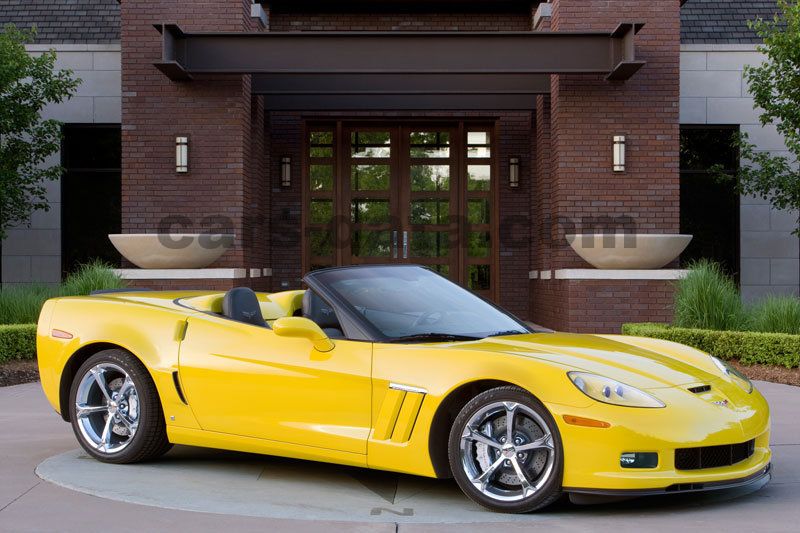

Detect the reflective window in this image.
[410,199,449,225]
[467,131,491,158]
[410,231,449,258]
[410,131,450,158]
[351,165,390,191]
[309,200,333,224]
[467,165,491,191]
[310,164,333,191]
[351,199,391,224]
[411,165,450,192]
[352,230,392,257]
[467,199,490,224]
[352,132,391,158]
[310,131,333,158]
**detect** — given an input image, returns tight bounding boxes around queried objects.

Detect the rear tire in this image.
[448,386,563,513]
[68,349,171,463]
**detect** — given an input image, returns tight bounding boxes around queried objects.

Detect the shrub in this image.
[60,259,126,297]
[747,295,800,335]
[0,260,125,325]
[0,324,37,362]
[622,323,800,369]
[0,284,57,325]
[673,259,746,331]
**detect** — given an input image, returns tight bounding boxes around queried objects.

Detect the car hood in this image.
[457,333,720,390]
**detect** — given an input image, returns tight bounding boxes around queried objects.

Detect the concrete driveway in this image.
[1,380,798,532]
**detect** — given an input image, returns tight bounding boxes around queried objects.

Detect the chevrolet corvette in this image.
[37,264,771,513]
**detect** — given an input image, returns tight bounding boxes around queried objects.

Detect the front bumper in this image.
[547,383,772,491]
[566,463,771,497]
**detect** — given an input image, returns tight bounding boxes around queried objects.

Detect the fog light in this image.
[620,452,658,468]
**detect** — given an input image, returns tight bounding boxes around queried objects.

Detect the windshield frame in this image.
[303,264,532,343]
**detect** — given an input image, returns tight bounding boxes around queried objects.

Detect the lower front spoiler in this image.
[566,463,771,503]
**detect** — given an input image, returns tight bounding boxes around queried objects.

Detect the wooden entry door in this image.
[304,122,496,299]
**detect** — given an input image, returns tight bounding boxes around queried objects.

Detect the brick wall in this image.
[120,0,266,271]
[549,0,681,269]
[528,0,681,333]
[533,95,552,273]
[531,278,675,333]
[269,10,532,32]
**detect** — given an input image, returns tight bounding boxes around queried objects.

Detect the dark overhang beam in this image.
[251,73,551,110]
[154,23,646,82]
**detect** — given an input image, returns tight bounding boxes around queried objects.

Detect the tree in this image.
[713,0,800,236]
[0,24,80,241]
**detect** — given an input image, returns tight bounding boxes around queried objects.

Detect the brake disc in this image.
[474,414,548,486]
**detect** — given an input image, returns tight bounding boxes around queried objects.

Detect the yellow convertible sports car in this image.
[37,265,771,513]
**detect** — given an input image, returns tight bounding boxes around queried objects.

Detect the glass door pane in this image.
[345,127,398,264]
[464,128,493,296]
[402,127,458,280]
[306,127,336,271]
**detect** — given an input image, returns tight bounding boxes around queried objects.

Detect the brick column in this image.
[120,0,267,289]
[548,0,681,266]
[531,1,681,332]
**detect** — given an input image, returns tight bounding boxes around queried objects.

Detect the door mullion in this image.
[396,126,408,263]
[456,121,466,286]
[337,121,350,266]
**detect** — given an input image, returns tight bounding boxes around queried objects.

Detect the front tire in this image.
[448,386,563,513]
[68,349,171,464]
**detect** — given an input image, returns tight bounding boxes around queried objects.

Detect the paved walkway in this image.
[1,381,799,532]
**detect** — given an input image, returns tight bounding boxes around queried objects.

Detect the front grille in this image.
[675,439,755,470]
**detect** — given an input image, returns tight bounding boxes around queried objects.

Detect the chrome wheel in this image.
[74,363,139,454]
[459,401,555,503]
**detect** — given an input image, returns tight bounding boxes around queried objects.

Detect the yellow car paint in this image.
[37,289,771,492]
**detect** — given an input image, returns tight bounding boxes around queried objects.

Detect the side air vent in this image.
[372,384,427,443]
[687,385,711,394]
[172,371,188,404]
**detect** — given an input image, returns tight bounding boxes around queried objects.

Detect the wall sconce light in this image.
[613,135,626,172]
[509,157,520,188]
[175,136,188,173]
[281,156,292,187]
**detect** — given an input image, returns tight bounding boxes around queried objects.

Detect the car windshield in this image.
[309,265,530,341]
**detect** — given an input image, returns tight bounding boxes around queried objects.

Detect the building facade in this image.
[2,0,798,332]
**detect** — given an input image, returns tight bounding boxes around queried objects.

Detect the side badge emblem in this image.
[712,399,729,407]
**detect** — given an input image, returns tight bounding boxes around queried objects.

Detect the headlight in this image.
[711,356,753,393]
[568,372,665,408]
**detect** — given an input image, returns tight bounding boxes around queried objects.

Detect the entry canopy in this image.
[154,23,646,110]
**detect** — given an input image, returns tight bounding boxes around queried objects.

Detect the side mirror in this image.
[272,317,335,352]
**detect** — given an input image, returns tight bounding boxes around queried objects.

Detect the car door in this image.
[177,312,372,454]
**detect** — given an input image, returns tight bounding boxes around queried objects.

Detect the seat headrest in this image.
[222,287,267,328]
[302,290,340,330]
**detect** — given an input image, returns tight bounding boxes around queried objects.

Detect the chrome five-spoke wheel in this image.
[449,386,563,513]
[461,401,555,501]
[69,349,171,464]
[75,363,140,454]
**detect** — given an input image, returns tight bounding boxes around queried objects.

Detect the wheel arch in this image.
[58,342,144,422]
[428,379,522,479]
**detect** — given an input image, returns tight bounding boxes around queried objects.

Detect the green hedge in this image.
[622,323,800,369]
[0,324,37,363]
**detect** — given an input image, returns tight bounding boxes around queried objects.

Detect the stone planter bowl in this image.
[109,234,235,269]
[565,234,693,269]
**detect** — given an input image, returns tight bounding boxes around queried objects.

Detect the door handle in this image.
[393,230,398,259]
[402,231,408,259]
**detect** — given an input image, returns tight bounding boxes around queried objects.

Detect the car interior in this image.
[179,287,345,338]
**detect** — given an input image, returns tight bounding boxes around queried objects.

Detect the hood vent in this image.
[687,384,711,394]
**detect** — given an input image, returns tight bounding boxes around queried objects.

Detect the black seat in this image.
[222,287,267,327]
[302,290,344,338]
